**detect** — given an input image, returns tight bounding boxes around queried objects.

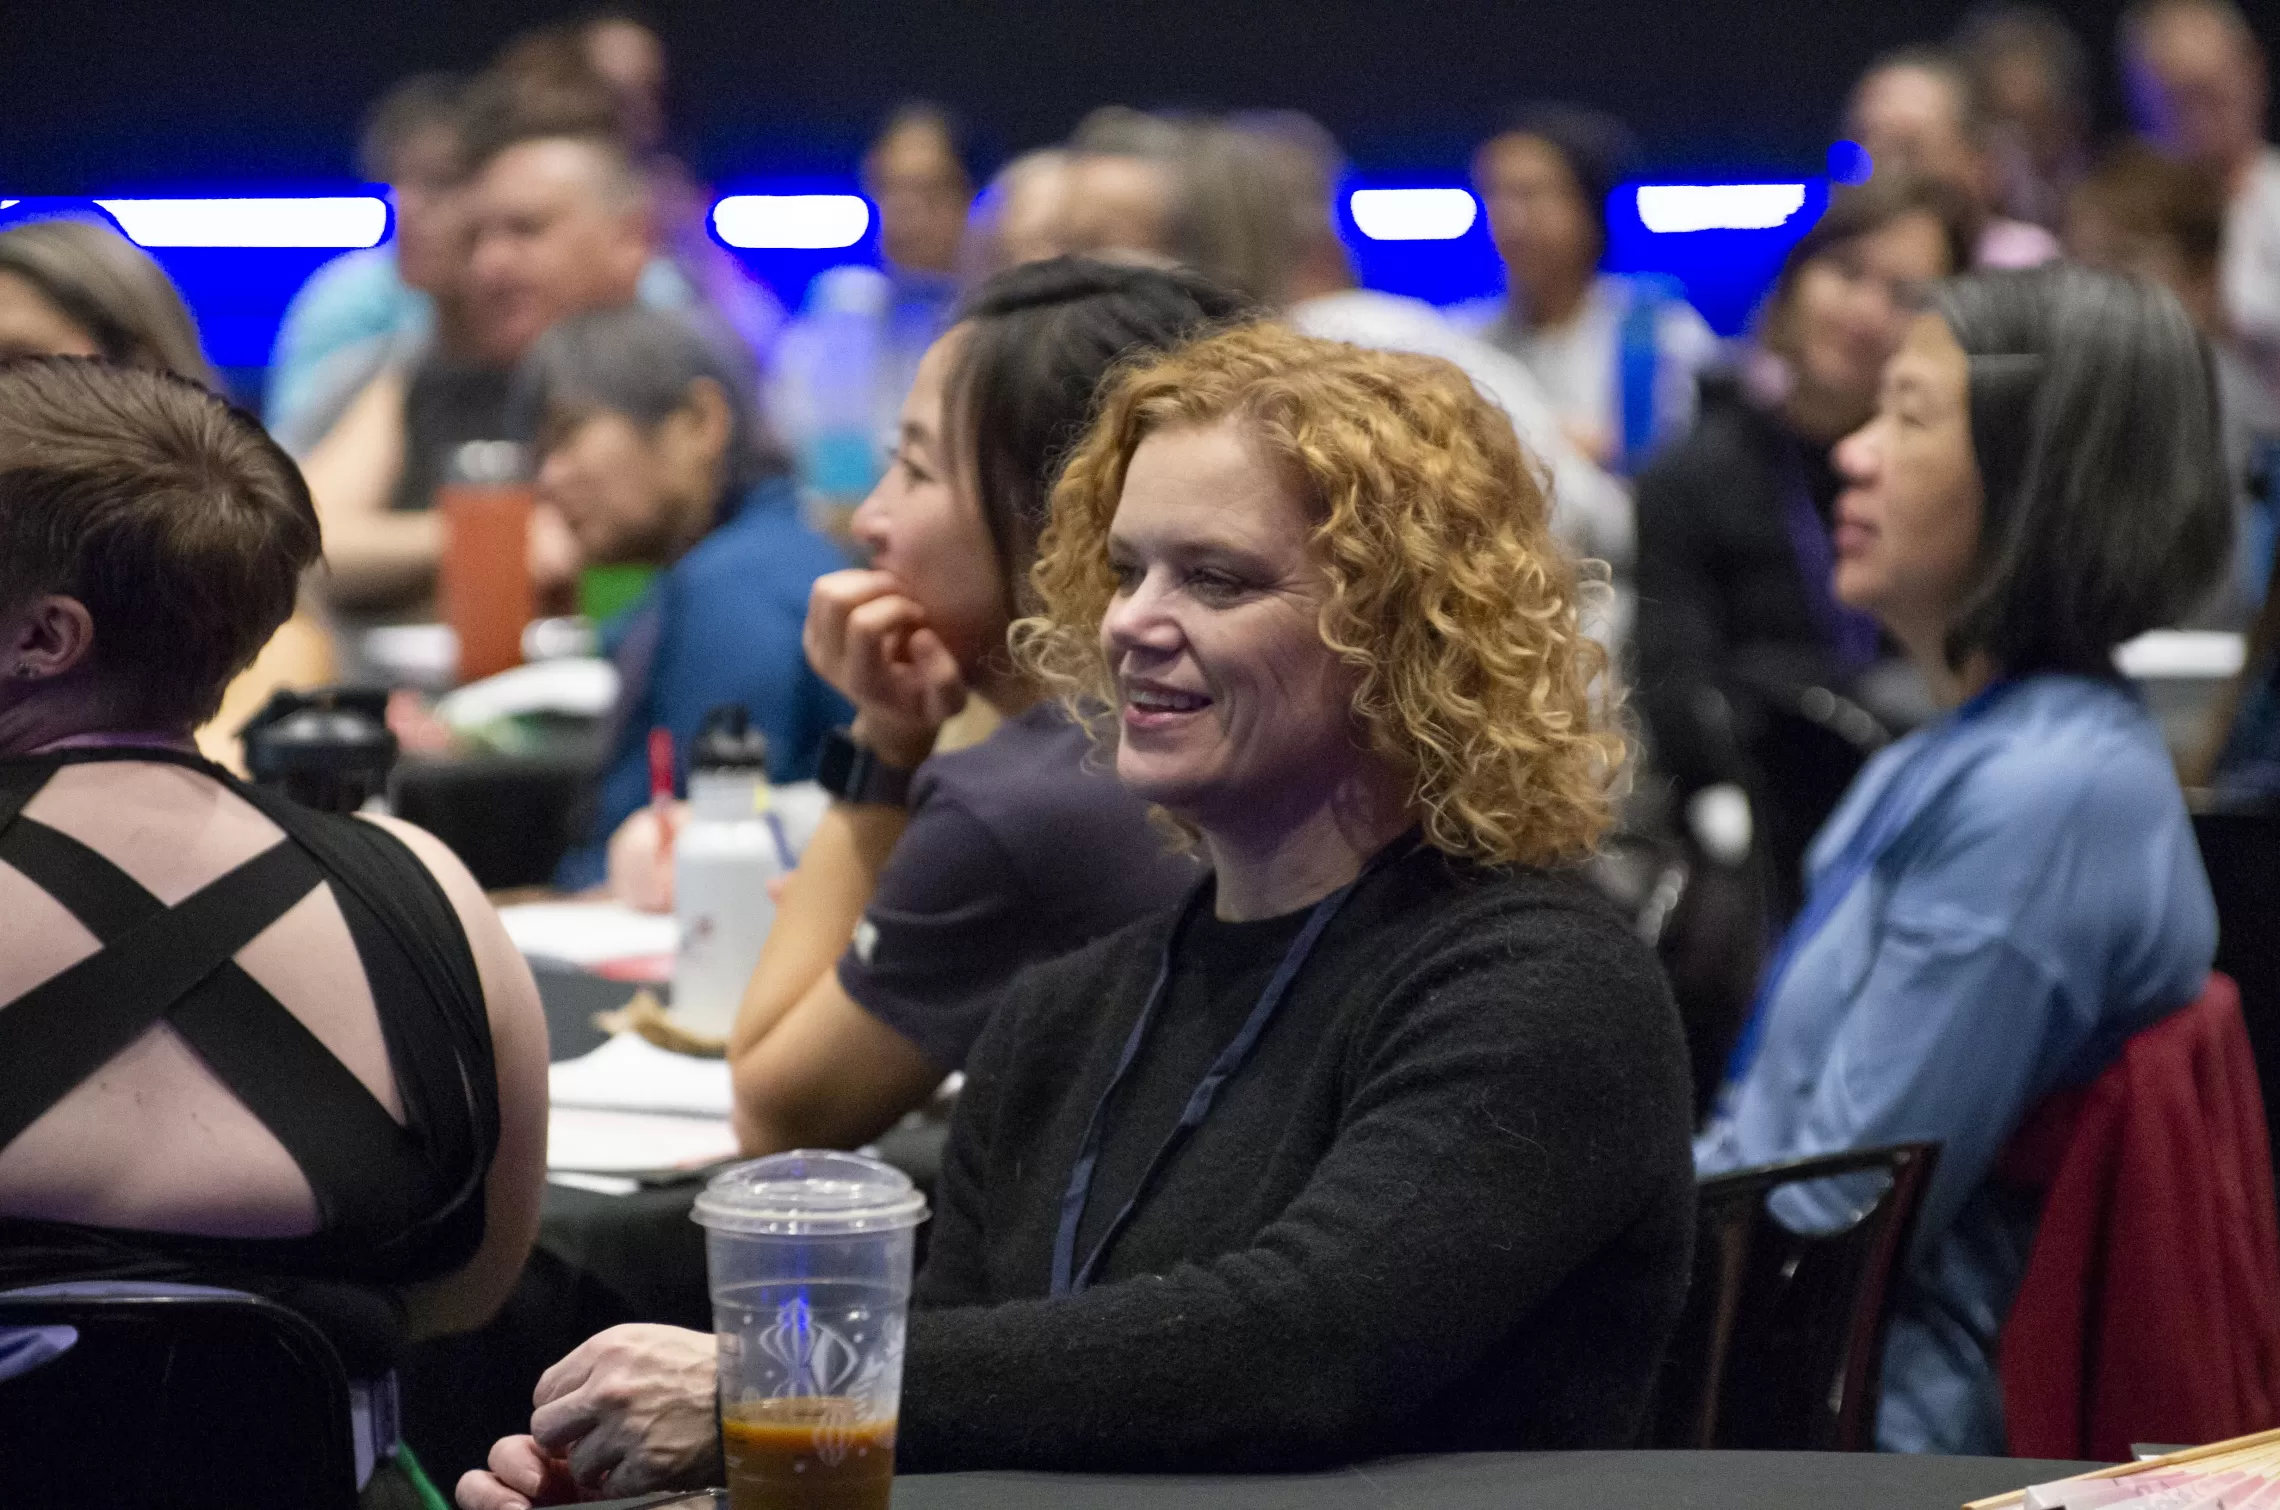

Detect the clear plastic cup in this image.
[692,1150,928,1510]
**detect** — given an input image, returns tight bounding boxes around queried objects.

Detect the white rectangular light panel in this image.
[1349,187,1479,241]
[96,196,390,248]
[711,194,871,249]
[1635,184,1809,234]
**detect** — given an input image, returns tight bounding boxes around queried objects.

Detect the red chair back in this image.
[2000,973,2280,1461]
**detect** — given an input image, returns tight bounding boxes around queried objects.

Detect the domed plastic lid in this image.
[692,1149,928,1236]
[240,689,398,778]
[691,703,771,773]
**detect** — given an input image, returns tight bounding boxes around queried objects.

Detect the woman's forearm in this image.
[319,509,443,609]
[301,369,431,611]
[726,799,909,1058]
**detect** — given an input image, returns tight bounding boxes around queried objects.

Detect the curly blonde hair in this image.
[1012,321,1627,867]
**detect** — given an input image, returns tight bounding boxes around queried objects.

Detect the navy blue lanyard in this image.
[1048,848,1402,1297]
[1712,678,2016,1113]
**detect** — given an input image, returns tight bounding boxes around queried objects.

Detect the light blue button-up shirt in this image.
[1696,673,2216,1454]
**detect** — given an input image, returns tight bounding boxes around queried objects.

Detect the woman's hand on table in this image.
[804,569,965,770]
[455,1435,582,1508]
[487,1323,722,1503]
[606,801,686,914]
[528,500,584,604]
[607,805,793,913]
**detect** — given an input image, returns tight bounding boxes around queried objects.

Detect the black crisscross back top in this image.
[0,748,499,1368]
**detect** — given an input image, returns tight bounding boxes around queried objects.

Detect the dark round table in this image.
[578,1450,2108,1510]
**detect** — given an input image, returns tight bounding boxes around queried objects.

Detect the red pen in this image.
[648,726,677,870]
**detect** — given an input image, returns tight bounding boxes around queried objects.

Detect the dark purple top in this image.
[836,702,1199,1071]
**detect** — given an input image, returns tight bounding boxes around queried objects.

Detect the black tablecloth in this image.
[578,1450,2108,1510]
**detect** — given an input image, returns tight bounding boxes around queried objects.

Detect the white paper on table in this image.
[548,1031,734,1117]
[501,901,678,969]
[2025,1475,2191,1509]
[547,1106,742,1175]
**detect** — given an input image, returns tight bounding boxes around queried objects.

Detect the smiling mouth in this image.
[1127,686,1212,713]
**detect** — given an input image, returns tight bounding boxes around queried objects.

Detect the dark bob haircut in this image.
[0,357,321,727]
[512,304,787,501]
[946,257,1253,615]
[1925,263,2231,675]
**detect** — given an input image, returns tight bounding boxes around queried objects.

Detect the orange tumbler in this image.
[437,440,535,686]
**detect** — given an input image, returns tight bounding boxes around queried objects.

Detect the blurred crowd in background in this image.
[1,0,2277,964]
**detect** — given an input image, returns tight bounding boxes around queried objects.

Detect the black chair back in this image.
[1740,680,1892,925]
[0,1287,359,1509]
[1649,1141,1939,1451]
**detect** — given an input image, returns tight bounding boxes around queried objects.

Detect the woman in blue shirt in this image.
[1696,264,2232,1454]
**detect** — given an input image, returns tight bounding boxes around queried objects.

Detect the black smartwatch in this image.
[815,726,917,807]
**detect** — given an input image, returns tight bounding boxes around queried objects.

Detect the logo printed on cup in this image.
[695,1150,928,1509]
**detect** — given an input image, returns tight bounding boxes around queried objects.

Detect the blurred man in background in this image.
[960,148,1072,285]
[2123,0,2280,389]
[1456,105,1721,474]
[1951,4,2093,232]
[1846,46,2063,268]
[301,94,659,624]
[1059,107,1189,259]
[492,14,786,368]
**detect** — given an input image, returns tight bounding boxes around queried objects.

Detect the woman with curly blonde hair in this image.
[1021,320,1626,866]
[460,323,1696,1503]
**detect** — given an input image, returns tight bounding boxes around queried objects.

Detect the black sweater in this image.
[899,843,1697,1472]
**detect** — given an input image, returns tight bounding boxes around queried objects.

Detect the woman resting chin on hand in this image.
[462,322,1698,1507]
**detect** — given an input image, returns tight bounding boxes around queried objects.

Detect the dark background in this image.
[8,0,2278,192]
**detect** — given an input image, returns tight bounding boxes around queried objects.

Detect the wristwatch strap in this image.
[815,726,916,807]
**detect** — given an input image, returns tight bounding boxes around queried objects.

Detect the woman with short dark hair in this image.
[0,356,549,1501]
[1696,264,2228,1454]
